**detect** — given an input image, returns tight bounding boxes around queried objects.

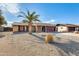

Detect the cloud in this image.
[44,19,56,23]
[0,3,20,14]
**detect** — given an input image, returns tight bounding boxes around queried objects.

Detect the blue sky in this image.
[0,3,79,26]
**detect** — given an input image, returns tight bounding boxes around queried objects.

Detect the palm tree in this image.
[18,10,40,34]
[0,10,7,31]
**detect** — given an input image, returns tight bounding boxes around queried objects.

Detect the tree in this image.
[0,10,7,37]
[0,10,7,27]
[18,10,40,34]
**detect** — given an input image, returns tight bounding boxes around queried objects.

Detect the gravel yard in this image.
[0,32,79,56]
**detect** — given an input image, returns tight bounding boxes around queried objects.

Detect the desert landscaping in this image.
[0,32,79,56]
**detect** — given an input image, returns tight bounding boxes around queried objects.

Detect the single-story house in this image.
[0,27,4,32]
[56,24,79,32]
[3,27,13,31]
[12,22,56,32]
[0,27,13,32]
[12,22,79,33]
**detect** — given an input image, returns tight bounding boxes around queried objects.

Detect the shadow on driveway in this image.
[49,40,79,56]
[13,32,28,35]
[0,35,5,38]
[30,33,45,41]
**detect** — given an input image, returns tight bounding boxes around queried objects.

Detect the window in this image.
[61,27,63,29]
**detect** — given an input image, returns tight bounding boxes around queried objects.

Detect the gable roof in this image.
[56,24,79,27]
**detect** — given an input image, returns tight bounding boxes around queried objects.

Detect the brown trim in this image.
[18,25,20,32]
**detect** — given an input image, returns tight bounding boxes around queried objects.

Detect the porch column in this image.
[45,26,46,32]
[75,27,79,31]
[13,25,18,32]
[40,26,42,32]
[75,27,77,31]
[36,25,38,32]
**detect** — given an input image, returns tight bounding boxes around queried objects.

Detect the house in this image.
[3,27,13,31]
[12,22,56,33]
[0,26,13,32]
[0,27,4,32]
[56,24,79,32]
[12,22,79,33]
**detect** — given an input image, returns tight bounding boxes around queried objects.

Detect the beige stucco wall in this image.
[13,25,18,32]
[30,26,42,32]
[37,26,42,32]
[25,26,28,32]
[32,26,36,32]
[58,26,68,32]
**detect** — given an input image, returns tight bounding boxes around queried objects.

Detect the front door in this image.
[42,26,45,32]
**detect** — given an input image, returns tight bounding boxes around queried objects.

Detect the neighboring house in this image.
[57,26,68,32]
[12,22,56,32]
[56,24,79,32]
[3,27,13,31]
[0,27,4,32]
[0,27,13,32]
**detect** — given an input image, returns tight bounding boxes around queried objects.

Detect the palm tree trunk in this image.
[0,25,2,37]
[29,23,32,34]
[36,25,38,32]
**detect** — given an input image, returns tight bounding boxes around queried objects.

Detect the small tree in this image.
[0,10,7,32]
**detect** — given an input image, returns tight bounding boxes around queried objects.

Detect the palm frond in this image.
[34,15,40,18]
[17,11,27,18]
[20,11,26,16]
[17,15,25,18]
[27,10,30,16]
[31,12,36,17]
[33,19,40,22]
[25,15,29,19]
[22,20,29,23]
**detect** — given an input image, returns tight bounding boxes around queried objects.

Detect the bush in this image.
[45,34,53,44]
[74,31,79,34]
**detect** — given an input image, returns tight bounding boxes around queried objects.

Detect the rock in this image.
[74,31,79,34]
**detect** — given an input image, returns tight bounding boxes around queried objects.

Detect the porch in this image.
[13,25,56,32]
